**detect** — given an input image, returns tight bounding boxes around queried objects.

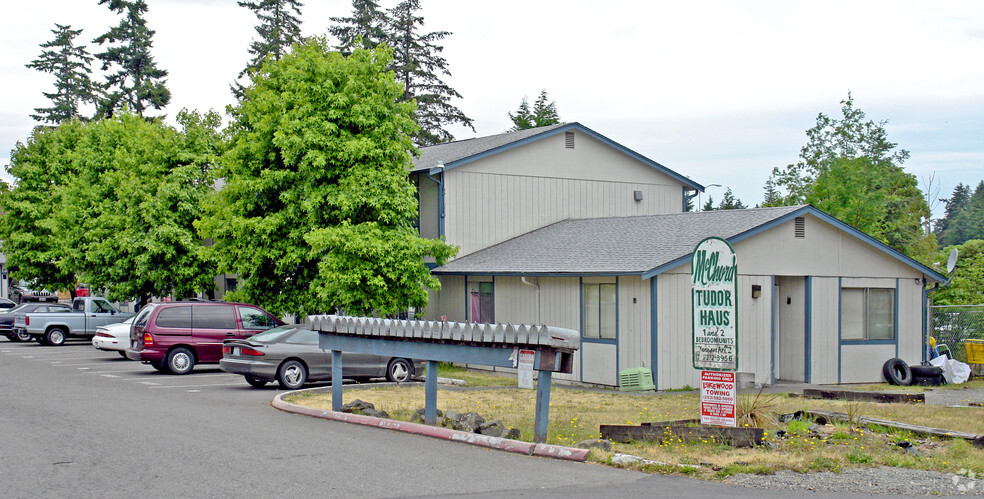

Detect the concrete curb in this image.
[271,392,589,462]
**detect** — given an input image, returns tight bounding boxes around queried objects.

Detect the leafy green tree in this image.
[508,90,560,131]
[26,24,99,125]
[932,240,984,306]
[198,37,456,317]
[233,0,304,99]
[764,93,930,256]
[385,0,473,145]
[93,0,170,118]
[0,123,87,294]
[935,182,972,241]
[51,112,220,302]
[329,0,388,53]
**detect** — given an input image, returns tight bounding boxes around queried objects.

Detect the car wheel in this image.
[245,375,268,388]
[387,358,413,383]
[150,361,167,372]
[118,351,128,358]
[277,360,307,390]
[165,347,195,375]
[12,330,32,342]
[44,327,67,346]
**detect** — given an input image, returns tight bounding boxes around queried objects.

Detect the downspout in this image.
[426,163,446,240]
[682,187,700,212]
[521,276,540,324]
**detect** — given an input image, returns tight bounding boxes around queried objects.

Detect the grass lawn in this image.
[284,365,984,479]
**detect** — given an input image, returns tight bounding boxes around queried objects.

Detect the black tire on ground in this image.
[386,358,413,383]
[12,330,32,342]
[277,360,307,390]
[909,365,943,377]
[165,347,195,375]
[150,361,167,372]
[118,351,128,358]
[44,327,67,346]
[245,375,268,388]
[882,358,912,385]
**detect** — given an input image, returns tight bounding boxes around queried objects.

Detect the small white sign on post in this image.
[517,349,535,389]
[700,370,736,427]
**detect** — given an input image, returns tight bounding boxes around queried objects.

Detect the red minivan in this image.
[125,302,284,374]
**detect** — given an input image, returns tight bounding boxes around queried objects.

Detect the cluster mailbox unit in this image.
[306,315,580,443]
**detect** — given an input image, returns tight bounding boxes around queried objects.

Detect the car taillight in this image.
[241,347,264,356]
[96,332,113,338]
[143,333,154,346]
[25,316,30,326]
[222,346,231,354]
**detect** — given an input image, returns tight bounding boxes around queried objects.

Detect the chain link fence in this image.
[930,304,984,363]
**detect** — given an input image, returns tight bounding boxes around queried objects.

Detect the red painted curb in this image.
[271,392,588,462]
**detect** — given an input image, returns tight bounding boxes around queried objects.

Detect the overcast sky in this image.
[3,0,983,216]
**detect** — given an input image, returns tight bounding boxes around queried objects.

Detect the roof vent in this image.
[565,131,574,149]
[794,217,805,238]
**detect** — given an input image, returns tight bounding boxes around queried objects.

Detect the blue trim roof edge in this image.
[641,206,947,283]
[440,123,705,191]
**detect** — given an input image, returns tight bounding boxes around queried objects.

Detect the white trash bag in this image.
[930,355,954,384]
[950,359,972,384]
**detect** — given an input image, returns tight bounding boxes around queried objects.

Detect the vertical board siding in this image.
[657,273,700,390]
[444,171,683,257]
[898,278,922,364]
[422,275,466,322]
[617,276,652,373]
[736,275,773,387]
[810,277,839,385]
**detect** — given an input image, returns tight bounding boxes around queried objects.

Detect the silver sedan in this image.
[219,327,423,389]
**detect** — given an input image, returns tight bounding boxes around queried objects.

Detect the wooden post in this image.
[534,370,552,443]
[425,360,438,425]
[331,350,343,411]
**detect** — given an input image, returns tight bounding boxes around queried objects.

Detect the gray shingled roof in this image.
[432,206,807,275]
[411,124,567,172]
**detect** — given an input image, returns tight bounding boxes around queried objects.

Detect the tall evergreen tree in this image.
[935,182,971,241]
[233,0,304,99]
[940,181,984,247]
[717,188,746,210]
[386,0,473,145]
[508,90,560,131]
[93,0,170,118]
[328,0,388,54]
[26,24,98,125]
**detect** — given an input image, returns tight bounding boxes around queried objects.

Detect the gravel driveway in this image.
[725,386,984,496]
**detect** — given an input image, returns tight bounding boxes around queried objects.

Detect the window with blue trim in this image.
[468,282,494,324]
[841,288,895,340]
[583,283,616,340]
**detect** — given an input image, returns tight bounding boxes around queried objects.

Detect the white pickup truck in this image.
[13,297,134,346]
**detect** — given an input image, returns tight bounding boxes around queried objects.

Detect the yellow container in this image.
[965,339,984,364]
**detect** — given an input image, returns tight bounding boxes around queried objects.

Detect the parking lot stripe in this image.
[148,382,246,389]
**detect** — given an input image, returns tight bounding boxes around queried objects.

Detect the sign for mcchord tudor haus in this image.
[691,237,738,371]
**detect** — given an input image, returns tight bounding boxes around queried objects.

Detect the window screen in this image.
[840,287,895,341]
[583,283,616,340]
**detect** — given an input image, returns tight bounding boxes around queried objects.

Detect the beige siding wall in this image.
[617,276,652,373]
[841,344,896,383]
[422,275,465,322]
[898,278,924,365]
[734,214,922,279]
[736,275,774,386]
[810,277,839,385]
[442,131,686,257]
[415,173,440,241]
[656,273,700,390]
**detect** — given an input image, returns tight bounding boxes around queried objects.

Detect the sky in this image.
[2,0,983,218]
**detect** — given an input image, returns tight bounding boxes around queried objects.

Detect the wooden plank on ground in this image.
[805,409,983,444]
[600,423,764,448]
[803,388,924,404]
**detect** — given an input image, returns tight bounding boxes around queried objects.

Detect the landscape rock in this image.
[441,410,461,428]
[478,420,507,437]
[362,408,391,419]
[504,428,521,440]
[340,399,375,413]
[410,408,444,424]
[453,412,486,432]
[575,438,613,452]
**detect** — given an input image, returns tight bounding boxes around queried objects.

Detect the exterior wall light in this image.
[751,284,762,299]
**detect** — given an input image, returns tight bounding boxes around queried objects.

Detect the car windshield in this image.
[247,327,298,344]
[9,304,33,313]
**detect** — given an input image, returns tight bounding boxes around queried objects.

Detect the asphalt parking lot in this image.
[1,340,258,392]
